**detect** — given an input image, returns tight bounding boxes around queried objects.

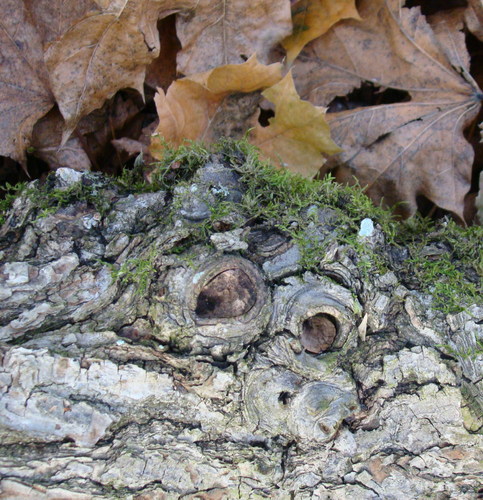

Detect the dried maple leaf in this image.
[150,55,282,159]
[282,0,360,63]
[44,0,195,144]
[292,0,482,219]
[0,0,54,165]
[251,72,341,177]
[175,0,292,74]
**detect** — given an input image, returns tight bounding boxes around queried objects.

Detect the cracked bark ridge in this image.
[0,158,482,499]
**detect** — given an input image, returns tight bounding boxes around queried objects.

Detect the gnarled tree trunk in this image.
[0,155,482,499]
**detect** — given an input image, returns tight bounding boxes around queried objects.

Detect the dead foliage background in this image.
[1,0,483,222]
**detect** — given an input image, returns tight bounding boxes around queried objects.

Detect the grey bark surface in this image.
[0,160,481,499]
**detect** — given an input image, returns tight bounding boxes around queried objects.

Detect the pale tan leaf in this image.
[282,0,360,63]
[150,55,282,159]
[251,72,341,177]
[175,0,292,74]
[0,0,54,164]
[191,54,285,93]
[45,0,195,144]
[291,0,481,219]
[151,80,220,158]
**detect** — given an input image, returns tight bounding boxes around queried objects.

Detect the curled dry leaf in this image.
[292,0,482,219]
[111,109,158,165]
[93,0,130,9]
[150,55,282,159]
[0,0,54,164]
[45,0,196,145]
[282,0,360,63]
[175,0,292,74]
[251,72,341,177]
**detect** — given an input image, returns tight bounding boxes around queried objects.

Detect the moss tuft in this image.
[0,182,27,224]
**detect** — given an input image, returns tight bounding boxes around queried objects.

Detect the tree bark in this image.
[0,160,481,499]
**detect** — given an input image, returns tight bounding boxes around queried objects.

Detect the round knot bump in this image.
[195,269,257,319]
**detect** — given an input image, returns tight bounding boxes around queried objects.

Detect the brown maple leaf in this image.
[291,0,482,220]
[44,0,195,144]
[175,0,292,74]
[0,0,54,165]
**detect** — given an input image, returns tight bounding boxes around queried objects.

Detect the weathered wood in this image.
[0,158,481,499]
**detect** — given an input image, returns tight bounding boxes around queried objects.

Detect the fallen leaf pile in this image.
[1,0,482,221]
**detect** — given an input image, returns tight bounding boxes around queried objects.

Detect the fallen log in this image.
[0,140,481,499]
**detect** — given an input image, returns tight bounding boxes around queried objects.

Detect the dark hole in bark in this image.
[278,391,292,405]
[301,313,337,354]
[195,268,257,319]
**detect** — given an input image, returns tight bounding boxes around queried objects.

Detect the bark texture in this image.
[0,158,482,499]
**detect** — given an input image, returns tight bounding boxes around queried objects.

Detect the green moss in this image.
[148,138,211,189]
[115,155,158,194]
[151,137,481,314]
[0,181,27,224]
[409,254,478,314]
[214,138,396,279]
[399,219,482,314]
[108,248,157,296]
[16,172,116,221]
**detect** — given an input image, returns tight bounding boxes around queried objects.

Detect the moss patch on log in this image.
[146,138,481,315]
[1,138,481,314]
